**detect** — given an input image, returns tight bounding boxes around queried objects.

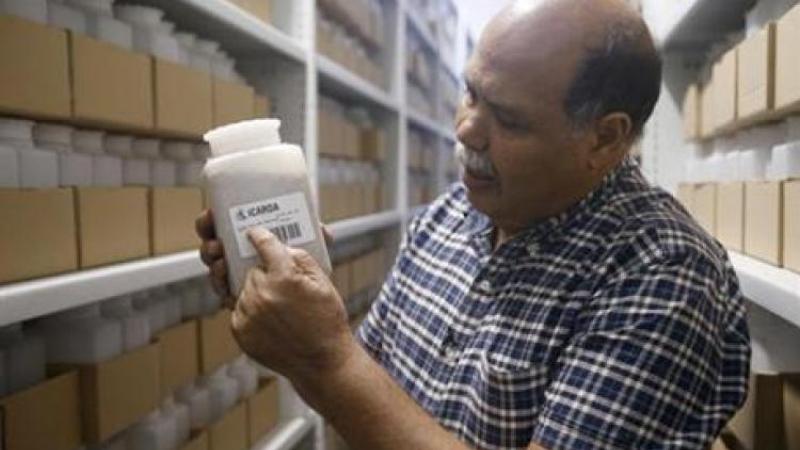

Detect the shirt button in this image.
[527,243,540,255]
[478,280,492,291]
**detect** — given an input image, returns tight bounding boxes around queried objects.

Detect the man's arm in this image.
[230,228,552,450]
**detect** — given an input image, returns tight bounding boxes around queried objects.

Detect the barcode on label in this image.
[270,223,302,243]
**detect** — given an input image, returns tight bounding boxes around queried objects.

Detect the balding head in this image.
[481,0,661,138]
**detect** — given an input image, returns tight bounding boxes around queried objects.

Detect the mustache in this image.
[454,141,496,177]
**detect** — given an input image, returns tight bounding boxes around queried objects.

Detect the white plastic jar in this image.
[203,119,331,295]
[132,290,167,336]
[175,381,211,430]
[163,141,200,187]
[48,1,88,33]
[126,410,177,450]
[199,279,222,316]
[228,354,259,400]
[0,118,59,189]
[0,324,46,394]
[0,0,47,24]
[68,0,133,49]
[107,134,146,186]
[33,123,92,187]
[114,5,181,64]
[38,304,123,364]
[153,285,182,329]
[161,396,191,448]
[74,129,122,187]
[100,294,151,352]
[200,365,240,423]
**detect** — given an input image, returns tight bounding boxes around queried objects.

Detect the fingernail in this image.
[247,227,270,241]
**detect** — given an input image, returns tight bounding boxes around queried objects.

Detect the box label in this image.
[229,192,315,258]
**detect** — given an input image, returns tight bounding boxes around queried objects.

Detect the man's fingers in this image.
[200,240,225,266]
[195,209,216,240]
[247,227,292,273]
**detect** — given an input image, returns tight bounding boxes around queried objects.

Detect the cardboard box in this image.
[75,187,149,269]
[744,181,783,266]
[0,15,70,119]
[150,187,203,256]
[74,343,161,443]
[728,373,785,450]
[253,94,271,118]
[180,431,209,450]
[158,321,200,398]
[693,183,717,237]
[676,183,695,215]
[683,84,701,140]
[0,371,82,450]
[713,49,737,132]
[776,4,800,114]
[361,128,386,161]
[247,379,279,445]
[738,24,776,123]
[212,78,256,127]
[198,310,241,374]
[700,82,716,138]
[71,33,153,130]
[716,182,745,252]
[209,402,247,450]
[154,59,213,138]
[785,374,800,450]
[785,180,800,273]
[0,188,78,284]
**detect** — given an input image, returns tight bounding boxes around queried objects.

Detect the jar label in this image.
[229,192,316,258]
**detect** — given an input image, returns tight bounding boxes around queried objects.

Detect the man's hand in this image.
[196,209,235,307]
[231,227,354,383]
[195,209,333,309]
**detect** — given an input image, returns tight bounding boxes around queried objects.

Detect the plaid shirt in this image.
[357,157,750,449]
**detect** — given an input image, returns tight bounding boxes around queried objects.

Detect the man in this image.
[197,0,750,448]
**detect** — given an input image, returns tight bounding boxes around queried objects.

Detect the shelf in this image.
[317,55,398,111]
[0,251,205,327]
[252,417,314,450]
[406,11,438,56]
[656,0,753,52]
[328,211,402,242]
[729,252,800,329]
[125,0,306,63]
[407,109,441,135]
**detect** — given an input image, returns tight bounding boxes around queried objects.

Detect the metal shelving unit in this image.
[0,0,469,449]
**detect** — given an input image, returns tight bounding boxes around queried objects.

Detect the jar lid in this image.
[105,134,134,156]
[33,123,73,148]
[162,141,195,161]
[0,118,34,142]
[72,130,105,154]
[204,119,282,157]
[113,5,164,27]
[132,138,161,159]
[175,31,197,48]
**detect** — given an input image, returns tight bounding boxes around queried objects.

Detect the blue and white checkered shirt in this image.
[357,157,750,449]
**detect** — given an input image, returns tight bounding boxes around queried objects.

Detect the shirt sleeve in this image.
[531,248,750,449]
[355,208,424,363]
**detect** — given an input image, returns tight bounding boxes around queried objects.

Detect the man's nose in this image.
[455,105,488,152]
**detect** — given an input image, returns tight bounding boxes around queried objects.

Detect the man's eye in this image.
[496,115,526,131]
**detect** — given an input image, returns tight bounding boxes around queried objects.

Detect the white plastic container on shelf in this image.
[77,130,122,187]
[0,324,46,395]
[203,119,331,296]
[175,381,211,430]
[211,51,237,82]
[107,134,148,186]
[228,355,258,400]
[38,304,124,364]
[114,5,181,64]
[194,39,221,75]
[0,0,47,24]
[47,0,87,33]
[0,118,59,189]
[100,295,151,352]
[163,141,201,187]
[722,151,743,182]
[174,31,195,66]
[33,123,93,187]
[175,280,203,320]
[738,149,771,181]
[181,35,212,74]
[199,279,222,316]
[127,410,177,450]
[161,396,191,448]
[68,0,134,50]
[132,290,167,335]
[152,153,177,187]
[154,285,182,329]
[0,139,19,188]
[767,141,800,181]
[200,365,240,423]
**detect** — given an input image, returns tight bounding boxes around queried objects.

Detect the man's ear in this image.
[588,112,633,171]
